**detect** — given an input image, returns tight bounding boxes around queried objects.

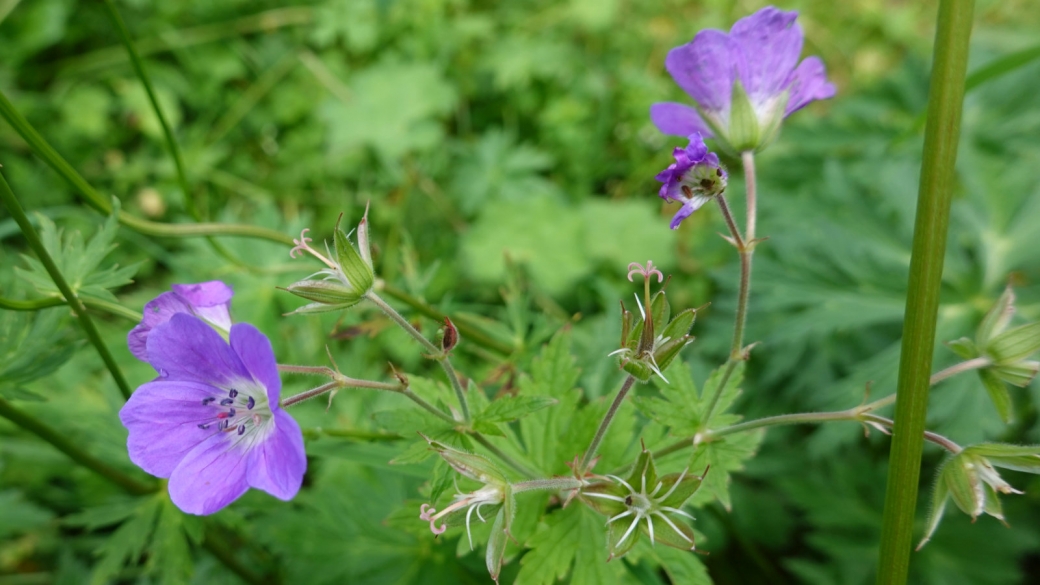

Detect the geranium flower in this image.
[655,133,727,229]
[120,313,306,514]
[128,281,233,361]
[650,6,836,153]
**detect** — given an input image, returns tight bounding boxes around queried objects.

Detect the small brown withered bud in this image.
[441,317,459,353]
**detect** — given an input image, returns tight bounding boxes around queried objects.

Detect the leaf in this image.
[477,395,557,424]
[0,490,53,538]
[652,543,713,585]
[146,500,194,585]
[0,308,77,391]
[15,207,139,302]
[635,361,745,438]
[370,408,453,435]
[518,331,584,473]
[514,504,626,585]
[90,496,161,585]
[688,429,764,511]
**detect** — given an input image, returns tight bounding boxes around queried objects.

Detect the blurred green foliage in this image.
[2,0,1040,583]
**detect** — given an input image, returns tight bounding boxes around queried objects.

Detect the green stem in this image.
[866,356,991,411]
[0,173,133,400]
[365,290,470,422]
[0,89,293,245]
[302,427,402,442]
[0,294,143,321]
[0,396,155,495]
[512,478,585,493]
[581,375,637,471]
[101,0,191,215]
[701,155,758,427]
[876,0,974,581]
[380,282,514,355]
[281,376,403,408]
[471,432,539,479]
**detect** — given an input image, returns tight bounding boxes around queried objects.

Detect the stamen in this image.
[616,514,641,547]
[229,388,238,398]
[220,398,234,406]
[228,408,236,417]
[238,424,246,435]
[198,423,210,429]
[220,420,230,431]
[247,396,255,410]
[465,504,477,550]
[646,514,655,545]
[202,397,216,406]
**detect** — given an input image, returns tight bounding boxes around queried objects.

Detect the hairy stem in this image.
[380,282,514,355]
[0,396,155,494]
[512,478,585,493]
[581,375,637,471]
[877,0,974,579]
[0,172,133,400]
[701,155,758,427]
[365,291,470,421]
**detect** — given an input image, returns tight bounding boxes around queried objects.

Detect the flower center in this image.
[197,382,274,447]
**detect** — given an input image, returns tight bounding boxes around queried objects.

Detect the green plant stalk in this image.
[380,282,514,355]
[365,290,471,422]
[580,375,637,471]
[0,172,133,400]
[701,154,758,427]
[512,478,585,493]
[0,89,293,245]
[652,356,985,462]
[0,294,143,321]
[0,396,155,495]
[876,0,974,581]
[470,432,539,479]
[101,0,192,216]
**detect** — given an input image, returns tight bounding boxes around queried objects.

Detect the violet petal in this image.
[730,7,802,103]
[229,323,282,407]
[665,30,745,114]
[147,314,251,386]
[784,56,837,115]
[245,411,306,501]
[168,435,250,515]
[119,380,220,477]
[650,102,713,138]
[128,292,193,361]
[171,281,234,331]
[669,196,711,230]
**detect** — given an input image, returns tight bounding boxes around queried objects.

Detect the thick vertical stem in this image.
[0,172,134,400]
[876,0,974,582]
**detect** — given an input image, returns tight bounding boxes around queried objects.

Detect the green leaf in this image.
[477,395,557,424]
[976,285,1015,346]
[15,207,138,302]
[652,545,712,585]
[514,504,626,585]
[979,369,1014,424]
[146,500,194,585]
[371,408,453,435]
[635,361,745,438]
[688,430,763,511]
[0,490,53,538]
[0,308,76,391]
[90,497,161,585]
[519,331,583,473]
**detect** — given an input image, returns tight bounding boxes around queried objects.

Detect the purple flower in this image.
[650,6,836,153]
[655,133,727,229]
[128,281,234,361]
[119,313,306,515]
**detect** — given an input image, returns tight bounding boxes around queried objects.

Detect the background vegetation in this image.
[2,0,1040,583]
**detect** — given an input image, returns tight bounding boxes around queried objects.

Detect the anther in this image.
[220,398,234,406]
[237,425,246,435]
[228,408,236,417]
[202,397,216,405]
[229,388,238,398]
[198,423,210,429]
[247,396,255,410]
[220,420,229,430]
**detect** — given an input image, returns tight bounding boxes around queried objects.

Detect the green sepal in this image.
[981,482,1005,521]
[979,369,1014,424]
[991,361,1039,387]
[917,471,949,550]
[649,291,670,336]
[606,516,640,561]
[625,448,657,494]
[286,301,360,315]
[660,308,696,342]
[986,322,1040,363]
[942,455,983,518]
[580,482,627,516]
[334,222,375,294]
[946,337,978,360]
[647,511,698,551]
[977,285,1015,346]
[657,470,704,509]
[963,443,1040,474]
[726,80,760,153]
[653,335,694,374]
[486,508,508,583]
[284,279,363,306]
[754,91,790,151]
[621,359,654,382]
[422,434,508,485]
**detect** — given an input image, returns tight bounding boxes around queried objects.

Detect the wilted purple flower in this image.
[120,313,306,515]
[128,281,233,361]
[655,133,727,229]
[650,6,836,153]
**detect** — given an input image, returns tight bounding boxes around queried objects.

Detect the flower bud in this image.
[286,210,376,315]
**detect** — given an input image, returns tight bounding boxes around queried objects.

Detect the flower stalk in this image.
[581,375,637,472]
